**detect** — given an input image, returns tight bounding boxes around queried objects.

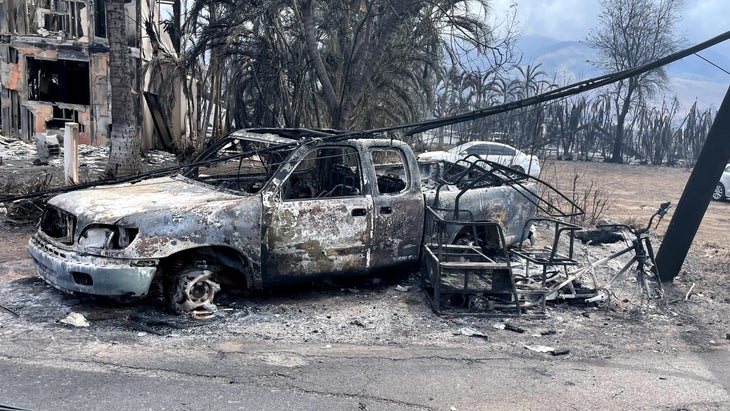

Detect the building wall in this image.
[0,0,180,150]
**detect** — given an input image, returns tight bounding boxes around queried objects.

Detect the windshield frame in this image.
[182,131,298,195]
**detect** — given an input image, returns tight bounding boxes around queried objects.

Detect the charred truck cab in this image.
[29,129,536,315]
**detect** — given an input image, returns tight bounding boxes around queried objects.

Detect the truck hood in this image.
[48,176,243,225]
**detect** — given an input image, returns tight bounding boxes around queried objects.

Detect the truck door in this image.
[262,146,374,280]
[368,147,425,270]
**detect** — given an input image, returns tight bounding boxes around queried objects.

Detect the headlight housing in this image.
[78,225,138,249]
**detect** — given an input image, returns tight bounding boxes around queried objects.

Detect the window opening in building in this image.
[94,0,106,37]
[46,106,80,130]
[27,58,90,105]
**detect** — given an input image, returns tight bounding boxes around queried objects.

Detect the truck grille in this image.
[40,206,76,245]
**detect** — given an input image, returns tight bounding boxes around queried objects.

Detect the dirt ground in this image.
[540,160,730,245]
[1,159,729,365]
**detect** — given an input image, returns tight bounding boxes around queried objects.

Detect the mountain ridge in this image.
[516,34,730,111]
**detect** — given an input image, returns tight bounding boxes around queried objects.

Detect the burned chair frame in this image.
[421,155,585,315]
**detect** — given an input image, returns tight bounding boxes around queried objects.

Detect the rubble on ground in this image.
[0,135,36,161]
[0,142,727,361]
[0,135,178,184]
[0,135,178,223]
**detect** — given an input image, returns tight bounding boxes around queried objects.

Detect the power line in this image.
[3,31,730,203]
[398,31,730,136]
[693,52,730,77]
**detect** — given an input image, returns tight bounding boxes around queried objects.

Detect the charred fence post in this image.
[656,86,730,282]
[64,122,79,185]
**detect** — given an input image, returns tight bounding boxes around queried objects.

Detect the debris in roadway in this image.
[524,344,555,353]
[350,319,367,328]
[454,327,489,340]
[0,303,19,317]
[59,312,90,327]
[125,317,166,336]
[504,323,525,333]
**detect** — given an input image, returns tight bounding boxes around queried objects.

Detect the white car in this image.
[712,164,730,201]
[417,141,541,177]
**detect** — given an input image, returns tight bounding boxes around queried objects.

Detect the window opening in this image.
[94,0,107,37]
[46,106,80,130]
[10,89,21,131]
[193,139,271,194]
[370,148,408,195]
[27,58,90,105]
[8,47,18,64]
[284,146,363,200]
[35,0,86,38]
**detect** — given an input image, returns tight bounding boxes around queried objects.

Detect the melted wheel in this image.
[169,269,221,319]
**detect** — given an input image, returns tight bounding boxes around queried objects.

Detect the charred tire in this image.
[712,183,725,201]
[168,268,221,315]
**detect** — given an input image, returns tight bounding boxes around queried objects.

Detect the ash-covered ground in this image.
[1,139,729,362]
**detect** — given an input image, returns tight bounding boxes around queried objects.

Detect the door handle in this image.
[351,208,367,217]
[380,206,392,215]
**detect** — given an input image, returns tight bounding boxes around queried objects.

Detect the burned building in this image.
[0,0,186,148]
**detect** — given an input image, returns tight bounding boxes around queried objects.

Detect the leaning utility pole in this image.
[656,86,730,281]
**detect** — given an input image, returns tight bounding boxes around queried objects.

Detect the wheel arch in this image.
[157,245,254,290]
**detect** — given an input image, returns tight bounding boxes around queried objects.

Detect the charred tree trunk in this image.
[611,112,627,163]
[171,0,181,53]
[105,0,141,178]
[299,0,412,129]
[609,78,636,163]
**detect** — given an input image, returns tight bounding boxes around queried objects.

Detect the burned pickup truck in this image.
[28,129,538,314]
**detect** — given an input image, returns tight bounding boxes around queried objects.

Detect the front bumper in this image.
[28,234,158,297]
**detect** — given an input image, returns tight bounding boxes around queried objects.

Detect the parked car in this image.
[712,164,730,201]
[417,141,540,177]
[28,129,537,314]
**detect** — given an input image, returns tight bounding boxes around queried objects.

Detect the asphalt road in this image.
[1,333,728,411]
[1,222,730,410]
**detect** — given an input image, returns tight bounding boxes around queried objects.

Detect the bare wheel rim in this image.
[169,269,221,315]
